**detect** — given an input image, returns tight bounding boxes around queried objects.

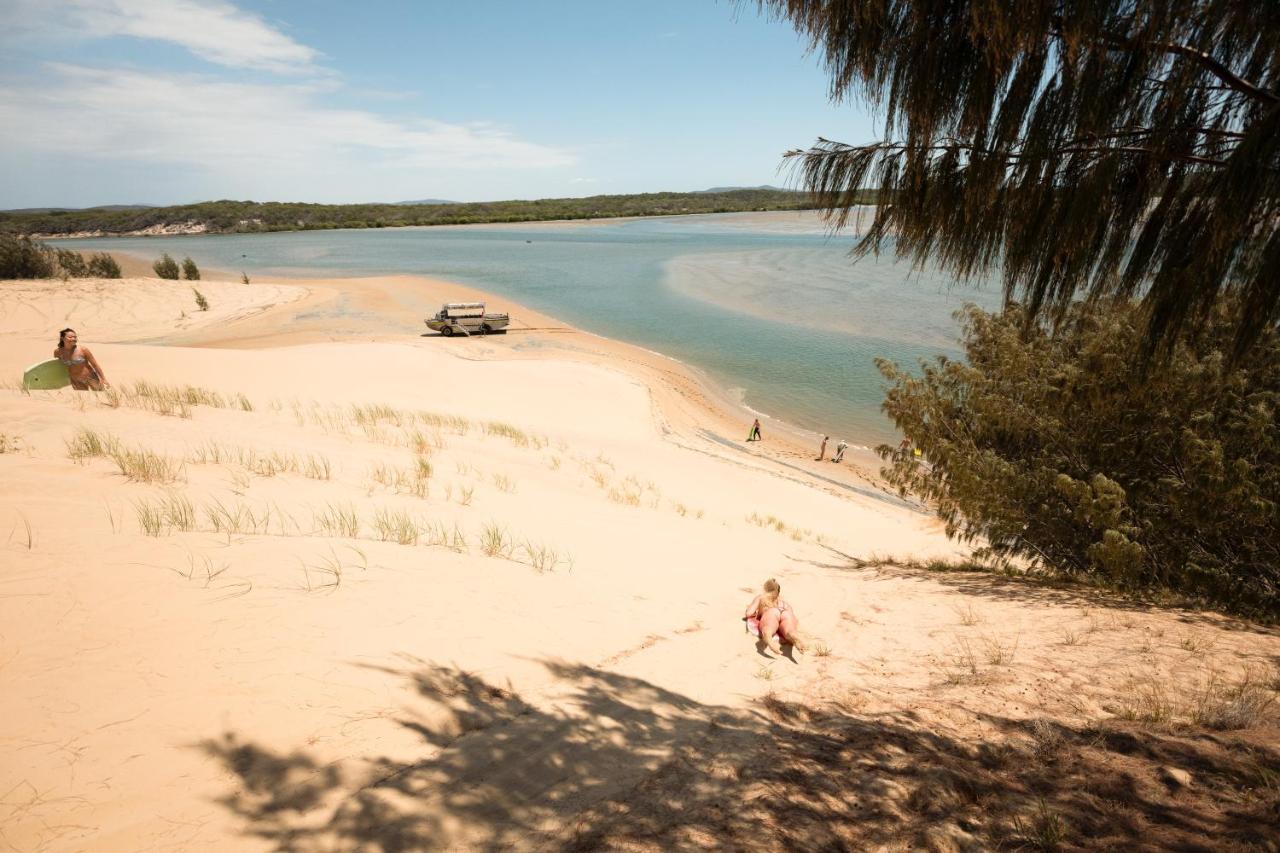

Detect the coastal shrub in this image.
[87,252,121,278]
[192,288,209,311]
[181,256,200,280]
[55,248,88,277]
[0,234,114,279]
[241,272,250,285]
[153,253,180,279]
[0,233,57,278]
[877,299,1280,617]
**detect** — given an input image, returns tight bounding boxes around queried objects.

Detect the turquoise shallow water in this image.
[57,213,1002,446]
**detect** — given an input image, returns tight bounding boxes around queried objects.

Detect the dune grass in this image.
[186,442,332,482]
[1111,664,1278,730]
[980,632,1019,666]
[480,522,515,558]
[205,497,274,539]
[519,539,572,573]
[121,380,238,418]
[298,549,346,592]
[66,426,119,461]
[483,420,531,447]
[181,553,230,588]
[746,511,818,542]
[10,512,35,549]
[953,602,982,626]
[369,459,430,498]
[314,502,361,539]
[423,520,468,552]
[373,507,420,545]
[303,454,332,480]
[101,441,185,484]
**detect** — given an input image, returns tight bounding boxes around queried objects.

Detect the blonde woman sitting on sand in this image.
[743,578,806,655]
[54,328,109,391]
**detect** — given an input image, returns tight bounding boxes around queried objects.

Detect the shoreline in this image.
[93,247,898,492]
[32,207,825,241]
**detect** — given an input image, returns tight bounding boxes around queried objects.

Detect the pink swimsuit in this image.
[746,601,788,638]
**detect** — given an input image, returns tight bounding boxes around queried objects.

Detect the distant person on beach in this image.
[747,418,762,442]
[833,439,848,463]
[815,435,828,461]
[743,578,806,655]
[54,328,109,391]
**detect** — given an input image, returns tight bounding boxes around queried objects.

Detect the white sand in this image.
[1,273,1276,850]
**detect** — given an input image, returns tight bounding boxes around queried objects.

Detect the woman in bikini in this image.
[54,328,110,391]
[743,578,806,655]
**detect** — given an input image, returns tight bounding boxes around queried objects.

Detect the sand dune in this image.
[1,273,1277,850]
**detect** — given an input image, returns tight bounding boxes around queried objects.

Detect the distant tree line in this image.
[0,189,847,238]
[0,233,120,279]
[878,299,1279,618]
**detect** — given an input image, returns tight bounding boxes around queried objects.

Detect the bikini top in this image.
[58,347,87,366]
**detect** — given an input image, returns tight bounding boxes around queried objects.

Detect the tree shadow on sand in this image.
[811,548,1280,637]
[198,659,1280,851]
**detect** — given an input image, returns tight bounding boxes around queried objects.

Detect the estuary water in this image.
[58,211,1003,446]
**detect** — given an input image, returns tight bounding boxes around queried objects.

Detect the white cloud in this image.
[3,0,319,73]
[0,64,576,179]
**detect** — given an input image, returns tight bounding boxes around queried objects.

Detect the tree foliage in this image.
[181,256,200,280]
[763,0,1280,358]
[153,253,180,280]
[877,299,1279,616]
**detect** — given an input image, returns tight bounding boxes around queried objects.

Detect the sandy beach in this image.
[2,271,1277,850]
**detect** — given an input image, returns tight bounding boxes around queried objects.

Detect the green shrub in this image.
[153,253,180,279]
[87,253,121,278]
[240,272,250,285]
[0,233,56,278]
[877,299,1279,616]
[181,256,200,280]
[55,248,88,277]
[192,288,209,311]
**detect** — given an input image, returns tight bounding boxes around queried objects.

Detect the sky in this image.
[0,0,879,208]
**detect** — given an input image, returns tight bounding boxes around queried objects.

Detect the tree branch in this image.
[805,139,1230,168]
[1051,16,1280,106]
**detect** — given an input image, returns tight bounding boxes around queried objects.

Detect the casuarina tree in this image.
[759,0,1280,359]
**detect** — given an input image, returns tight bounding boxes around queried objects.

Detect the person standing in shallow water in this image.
[815,435,828,461]
[747,418,762,442]
[54,328,109,391]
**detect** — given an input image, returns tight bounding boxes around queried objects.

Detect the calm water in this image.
[58,213,1002,446]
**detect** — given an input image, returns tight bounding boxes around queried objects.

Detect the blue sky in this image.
[0,1,878,207]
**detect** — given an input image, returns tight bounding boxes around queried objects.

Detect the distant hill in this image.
[394,199,456,206]
[2,204,154,214]
[699,185,799,193]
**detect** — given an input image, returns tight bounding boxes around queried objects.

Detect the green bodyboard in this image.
[23,359,71,390]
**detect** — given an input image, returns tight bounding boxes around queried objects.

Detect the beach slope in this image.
[1,275,1277,850]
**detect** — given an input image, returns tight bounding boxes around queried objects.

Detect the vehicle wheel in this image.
[440,326,454,337]
[480,324,492,334]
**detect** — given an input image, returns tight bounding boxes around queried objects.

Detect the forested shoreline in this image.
[0,188,840,237]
